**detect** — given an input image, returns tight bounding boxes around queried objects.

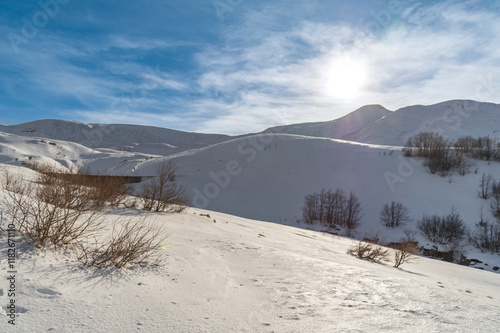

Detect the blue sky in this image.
[1,0,499,134]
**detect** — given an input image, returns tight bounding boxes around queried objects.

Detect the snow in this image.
[264,104,392,139]
[1,100,500,332]
[0,119,231,153]
[1,207,499,332]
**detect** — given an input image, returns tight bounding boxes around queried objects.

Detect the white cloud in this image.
[188,0,500,133]
[2,0,499,135]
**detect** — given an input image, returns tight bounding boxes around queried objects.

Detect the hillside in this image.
[263,104,392,139]
[0,202,499,332]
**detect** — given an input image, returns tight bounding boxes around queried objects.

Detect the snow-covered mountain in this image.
[346,100,500,145]
[0,119,233,155]
[263,104,392,139]
[262,100,500,146]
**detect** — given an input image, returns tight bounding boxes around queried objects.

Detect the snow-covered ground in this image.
[1,207,499,332]
[1,100,500,331]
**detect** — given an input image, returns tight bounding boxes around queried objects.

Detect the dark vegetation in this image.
[403,132,500,175]
[302,188,362,233]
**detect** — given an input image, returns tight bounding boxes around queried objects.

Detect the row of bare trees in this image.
[302,188,362,232]
[403,132,500,176]
[402,132,472,175]
[474,173,500,253]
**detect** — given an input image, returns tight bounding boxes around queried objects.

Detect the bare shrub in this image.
[347,235,389,263]
[141,161,189,212]
[489,179,500,220]
[418,208,466,244]
[36,164,133,208]
[392,241,420,268]
[1,168,104,248]
[81,175,132,208]
[1,168,168,270]
[455,136,475,154]
[77,216,168,269]
[404,132,448,159]
[379,201,411,228]
[469,211,500,253]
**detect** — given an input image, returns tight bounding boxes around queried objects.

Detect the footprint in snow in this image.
[2,305,29,314]
[36,288,62,296]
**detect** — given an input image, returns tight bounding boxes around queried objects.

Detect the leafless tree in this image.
[379,201,411,228]
[141,161,189,212]
[418,207,466,244]
[302,188,362,233]
[302,193,320,224]
[478,172,494,200]
[344,191,362,233]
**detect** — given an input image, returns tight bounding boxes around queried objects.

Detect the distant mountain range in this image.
[2,100,498,152]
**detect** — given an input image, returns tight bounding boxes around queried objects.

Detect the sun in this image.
[325,59,367,99]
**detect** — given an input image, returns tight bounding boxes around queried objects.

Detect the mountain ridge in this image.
[3,99,500,149]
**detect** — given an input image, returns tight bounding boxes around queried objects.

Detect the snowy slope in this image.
[2,128,500,270]
[263,104,392,139]
[131,133,500,270]
[0,119,233,154]
[0,202,499,332]
[0,130,150,172]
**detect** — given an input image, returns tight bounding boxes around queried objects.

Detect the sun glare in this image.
[325,59,366,99]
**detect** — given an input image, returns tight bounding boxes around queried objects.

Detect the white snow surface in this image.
[1,206,499,332]
[0,119,232,154]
